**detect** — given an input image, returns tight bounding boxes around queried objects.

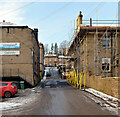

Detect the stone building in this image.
[58,56,71,67]
[39,43,44,78]
[67,11,120,98]
[44,54,58,67]
[44,54,71,68]
[0,21,40,87]
[67,11,120,78]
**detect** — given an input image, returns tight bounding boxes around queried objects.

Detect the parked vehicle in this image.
[46,72,51,77]
[0,81,18,98]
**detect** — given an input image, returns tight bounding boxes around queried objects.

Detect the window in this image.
[95,56,99,62]
[55,58,57,61]
[49,59,52,61]
[102,58,110,72]
[102,35,110,48]
[59,59,61,61]
[116,59,119,67]
[0,83,8,87]
[116,59,119,65]
[11,83,17,87]
[7,28,9,33]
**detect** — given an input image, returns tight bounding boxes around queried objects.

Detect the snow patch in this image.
[86,88,119,103]
[85,89,119,115]
[0,102,22,111]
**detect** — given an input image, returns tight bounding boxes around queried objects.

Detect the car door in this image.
[0,83,2,96]
[0,83,8,96]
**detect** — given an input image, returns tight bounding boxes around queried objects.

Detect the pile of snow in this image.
[85,88,120,108]
[0,102,22,111]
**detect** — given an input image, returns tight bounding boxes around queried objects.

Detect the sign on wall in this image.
[0,51,20,55]
[0,43,20,49]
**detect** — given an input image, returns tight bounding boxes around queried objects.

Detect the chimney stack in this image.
[34,28,38,40]
[79,11,83,24]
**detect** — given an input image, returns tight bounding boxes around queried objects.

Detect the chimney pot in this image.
[90,18,92,27]
[79,11,83,24]
[79,11,83,17]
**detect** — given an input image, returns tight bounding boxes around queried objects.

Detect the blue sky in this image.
[0,1,119,48]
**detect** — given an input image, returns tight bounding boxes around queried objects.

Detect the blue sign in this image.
[0,43,20,49]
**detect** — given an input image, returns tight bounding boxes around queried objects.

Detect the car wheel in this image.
[4,91,12,98]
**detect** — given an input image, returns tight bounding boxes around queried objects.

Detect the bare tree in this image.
[44,44,49,54]
[54,43,58,54]
[59,40,68,55]
[51,43,54,54]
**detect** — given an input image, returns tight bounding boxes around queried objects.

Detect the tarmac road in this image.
[20,88,111,115]
[2,67,115,116]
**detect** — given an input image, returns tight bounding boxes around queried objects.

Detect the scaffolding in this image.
[67,19,120,80]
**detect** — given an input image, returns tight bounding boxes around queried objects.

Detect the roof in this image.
[67,25,120,54]
[45,54,58,57]
[0,21,28,28]
[0,21,16,26]
[79,26,120,31]
[58,56,71,59]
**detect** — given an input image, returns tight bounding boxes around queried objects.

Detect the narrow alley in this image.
[1,67,118,116]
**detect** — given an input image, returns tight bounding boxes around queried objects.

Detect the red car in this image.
[0,81,18,98]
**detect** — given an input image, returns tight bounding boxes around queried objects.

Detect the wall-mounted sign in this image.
[0,43,20,49]
[0,51,20,55]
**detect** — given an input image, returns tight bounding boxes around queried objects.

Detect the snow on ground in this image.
[85,88,120,115]
[0,102,22,111]
[0,87,41,112]
[85,88,120,106]
[0,67,57,111]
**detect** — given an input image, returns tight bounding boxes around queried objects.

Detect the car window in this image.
[0,83,8,87]
[11,83,17,86]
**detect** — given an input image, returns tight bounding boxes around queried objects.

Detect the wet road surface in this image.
[2,67,114,116]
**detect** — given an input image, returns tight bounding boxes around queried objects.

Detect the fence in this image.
[67,69,85,89]
[66,69,119,98]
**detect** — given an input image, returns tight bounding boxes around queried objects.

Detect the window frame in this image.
[102,35,110,48]
[102,58,111,72]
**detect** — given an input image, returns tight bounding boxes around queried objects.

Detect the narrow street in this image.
[1,67,116,116]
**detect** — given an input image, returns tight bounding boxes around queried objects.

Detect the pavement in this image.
[1,67,120,116]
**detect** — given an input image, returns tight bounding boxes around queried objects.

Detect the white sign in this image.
[0,43,20,49]
[0,51,20,55]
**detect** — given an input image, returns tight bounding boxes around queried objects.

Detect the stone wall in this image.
[86,73,120,98]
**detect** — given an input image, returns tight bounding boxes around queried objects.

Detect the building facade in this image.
[44,54,71,68]
[67,11,120,98]
[58,56,71,67]
[0,21,40,87]
[39,43,44,78]
[44,54,58,67]
[67,12,120,78]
